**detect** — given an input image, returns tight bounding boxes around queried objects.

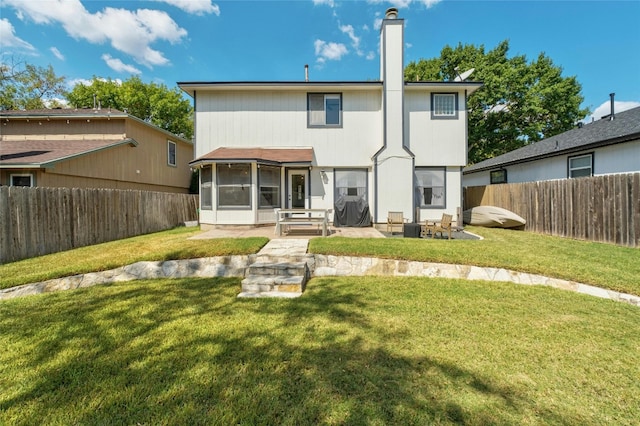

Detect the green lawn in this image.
[1,277,638,425]
[2,226,638,296]
[310,227,640,296]
[0,227,268,289]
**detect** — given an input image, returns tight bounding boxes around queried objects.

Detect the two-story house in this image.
[179,8,481,228]
[0,108,193,193]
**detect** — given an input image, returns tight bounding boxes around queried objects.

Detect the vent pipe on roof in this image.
[385,7,398,19]
[305,64,309,82]
[609,92,615,120]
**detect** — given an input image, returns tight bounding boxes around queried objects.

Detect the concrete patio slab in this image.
[190,225,385,239]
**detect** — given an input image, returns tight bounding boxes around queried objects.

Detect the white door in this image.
[287,169,309,209]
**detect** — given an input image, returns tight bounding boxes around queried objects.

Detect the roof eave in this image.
[178,81,383,97]
[464,132,640,174]
[0,138,138,169]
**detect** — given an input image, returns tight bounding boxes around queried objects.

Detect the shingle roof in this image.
[1,108,128,118]
[0,138,137,168]
[464,106,640,173]
[190,147,314,166]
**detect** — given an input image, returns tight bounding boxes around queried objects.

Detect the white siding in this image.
[594,139,640,175]
[195,90,382,167]
[406,91,468,166]
[462,139,640,186]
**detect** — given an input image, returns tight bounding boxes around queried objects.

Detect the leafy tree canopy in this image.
[405,40,589,164]
[66,76,193,139]
[0,58,66,110]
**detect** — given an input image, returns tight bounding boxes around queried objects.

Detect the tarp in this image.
[334,195,371,227]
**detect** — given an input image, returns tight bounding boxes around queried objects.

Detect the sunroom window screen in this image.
[259,166,281,208]
[415,168,445,208]
[218,163,251,207]
[200,166,212,210]
[335,170,366,199]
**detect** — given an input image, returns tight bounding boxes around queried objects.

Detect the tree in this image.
[405,40,589,164]
[66,76,193,139]
[0,58,67,110]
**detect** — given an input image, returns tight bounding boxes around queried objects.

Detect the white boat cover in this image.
[463,206,526,228]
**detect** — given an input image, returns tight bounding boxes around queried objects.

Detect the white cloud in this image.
[101,54,142,74]
[366,51,376,60]
[2,0,188,68]
[588,100,640,122]
[418,0,443,8]
[153,0,220,16]
[340,24,360,49]
[68,77,123,90]
[0,18,36,51]
[50,46,65,60]
[314,39,348,63]
[388,0,412,8]
[313,0,335,7]
[44,97,69,108]
[367,0,441,8]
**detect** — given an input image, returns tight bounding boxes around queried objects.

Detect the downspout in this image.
[461,88,468,221]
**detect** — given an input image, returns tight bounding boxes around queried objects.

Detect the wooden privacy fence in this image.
[464,173,640,247]
[0,187,199,264]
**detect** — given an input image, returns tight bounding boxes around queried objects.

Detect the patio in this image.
[190,224,480,240]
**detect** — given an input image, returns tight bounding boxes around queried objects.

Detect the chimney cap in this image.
[385,7,398,19]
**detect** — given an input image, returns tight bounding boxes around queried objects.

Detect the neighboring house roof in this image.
[464,106,640,174]
[1,108,129,118]
[0,138,137,169]
[1,108,192,144]
[190,147,314,167]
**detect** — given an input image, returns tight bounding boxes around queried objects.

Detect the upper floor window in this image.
[308,93,342,127]
[431,93,458,119]
[490,169,508,184]
[568,153,593,178]
[168,141,177,166]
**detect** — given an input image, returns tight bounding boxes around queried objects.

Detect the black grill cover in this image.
[333,195,371,227]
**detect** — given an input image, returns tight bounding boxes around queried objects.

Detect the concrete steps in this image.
[238,239,312,298]
[238,257,312,298]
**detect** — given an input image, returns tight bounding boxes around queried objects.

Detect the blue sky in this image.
[1,0,639,120]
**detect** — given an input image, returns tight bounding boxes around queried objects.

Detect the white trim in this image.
[287,169,309,209]
[10,173,34,187]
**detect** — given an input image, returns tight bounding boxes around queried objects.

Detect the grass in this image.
[1,277,639,425]
[2,225,638,296]
[0,227,268,289]
[310,226,640,296]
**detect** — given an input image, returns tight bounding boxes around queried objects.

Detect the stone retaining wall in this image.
[2,255,638,307]
[313,255,640,306]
